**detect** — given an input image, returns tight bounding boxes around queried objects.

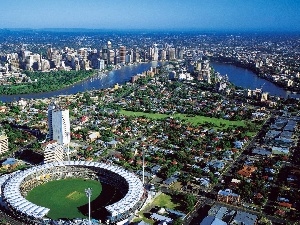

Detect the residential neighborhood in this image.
[0,60,299,224]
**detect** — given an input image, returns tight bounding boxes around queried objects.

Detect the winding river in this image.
[0,61,161,102]
[211,62,300,99]
[0,61,299,102]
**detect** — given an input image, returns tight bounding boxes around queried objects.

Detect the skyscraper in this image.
[48,102,70,146]
[107,40,112,49]
[119,46,126,64]
[52,109,70,146]
[47,102,57,140]
[102,45,108,65]
[153,45,158,61]
[168,48,176,60]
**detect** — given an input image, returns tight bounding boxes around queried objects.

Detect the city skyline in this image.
[1,0,300,32]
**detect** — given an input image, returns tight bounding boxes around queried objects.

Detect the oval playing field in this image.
[26,178,102,219]
[0,161,145,224]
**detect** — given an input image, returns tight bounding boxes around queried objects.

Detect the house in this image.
[207,160,225,171]
[278,202,292,209]
[1,158,19,169]
[237,165,257,178]
[164,177,177,186]
[136,221,150,225]
[271,146,289,155]
[208,205,257,225]
[234,141,244,149]
[252,148,272,156]
[87,131,100,142]
[199,178,210,187]
[200,216,227,225]
[217,189,240,204]
[0,106,7,112]
[136,170,153,179]
[150,213,172,224]
[230,211,258,225]
[106,140,118,148]
[151,165,161,174]
[165,208,186,220]
[208,205,232,220]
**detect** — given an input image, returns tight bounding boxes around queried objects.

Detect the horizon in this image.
[2,27,300,35]
[1,0,300,32]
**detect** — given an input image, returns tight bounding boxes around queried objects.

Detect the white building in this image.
[48,102,70,146]
[0,134,8,155]
[43,141,64,163]
[52,109,70,146]
[47,102,57,140]
[97,59,105,70]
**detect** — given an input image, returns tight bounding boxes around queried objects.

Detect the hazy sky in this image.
[1,0,300,31]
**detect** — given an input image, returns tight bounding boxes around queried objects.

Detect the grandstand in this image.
[0,161,146,224]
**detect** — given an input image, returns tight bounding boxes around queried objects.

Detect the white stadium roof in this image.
[1,161,143,219]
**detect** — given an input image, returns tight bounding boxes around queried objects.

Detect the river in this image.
[0,61,161,102]
[0,61,299,102]
[211,62,300,99]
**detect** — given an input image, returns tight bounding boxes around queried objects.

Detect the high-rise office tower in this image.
[48,102,70,146]
[47,102,57,140]
[153,46,158,61]
[102,45,108,65]
[160,49,167,61]
[119,46,126,64]
[177,48,184,60]
[109,50,115,65]
[168,48,176,60]
[107,41,112,49]
[133,49,140,62]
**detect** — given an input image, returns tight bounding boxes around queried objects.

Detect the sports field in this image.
[119,109,246,129]
[26,178,102,219]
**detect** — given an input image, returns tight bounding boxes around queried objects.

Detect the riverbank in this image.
[0,70,96,96]
[0,61,161,102]
[211,62,300,99]
[210,57,300,94]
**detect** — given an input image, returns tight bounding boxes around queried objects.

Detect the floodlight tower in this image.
[66,132,70,162]
[141,136,147,185]
[142,147,145,185]
[85,188,92,225]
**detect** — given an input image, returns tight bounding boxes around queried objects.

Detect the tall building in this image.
[107,41,112,49]
[97,59,105,70]
[43,140,64,163]
[52,109,70,146]
[168,48,176,60]
[160,49,167,61]
[109,49,115,65]
[47,102,57,140]
[102,45,108,65]
[0,134,8,155]
[119,46,126,64]
[153,46,158,61]
[48,102,70,146]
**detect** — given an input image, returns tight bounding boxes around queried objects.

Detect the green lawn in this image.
[133,193,179,224]
[26,178,102,219]
[119,109,245,129]
[151,193,179,209]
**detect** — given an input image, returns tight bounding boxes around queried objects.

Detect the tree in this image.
[173,218,183,225]
[184,193,196,212]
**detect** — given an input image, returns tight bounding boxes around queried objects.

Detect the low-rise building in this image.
[43,140,65,163]
[217,189,240,204]
[0,134,8,155]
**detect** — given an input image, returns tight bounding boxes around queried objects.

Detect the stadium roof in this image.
[1,161,143,219]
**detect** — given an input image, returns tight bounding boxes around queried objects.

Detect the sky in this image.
[1,0,300,32]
